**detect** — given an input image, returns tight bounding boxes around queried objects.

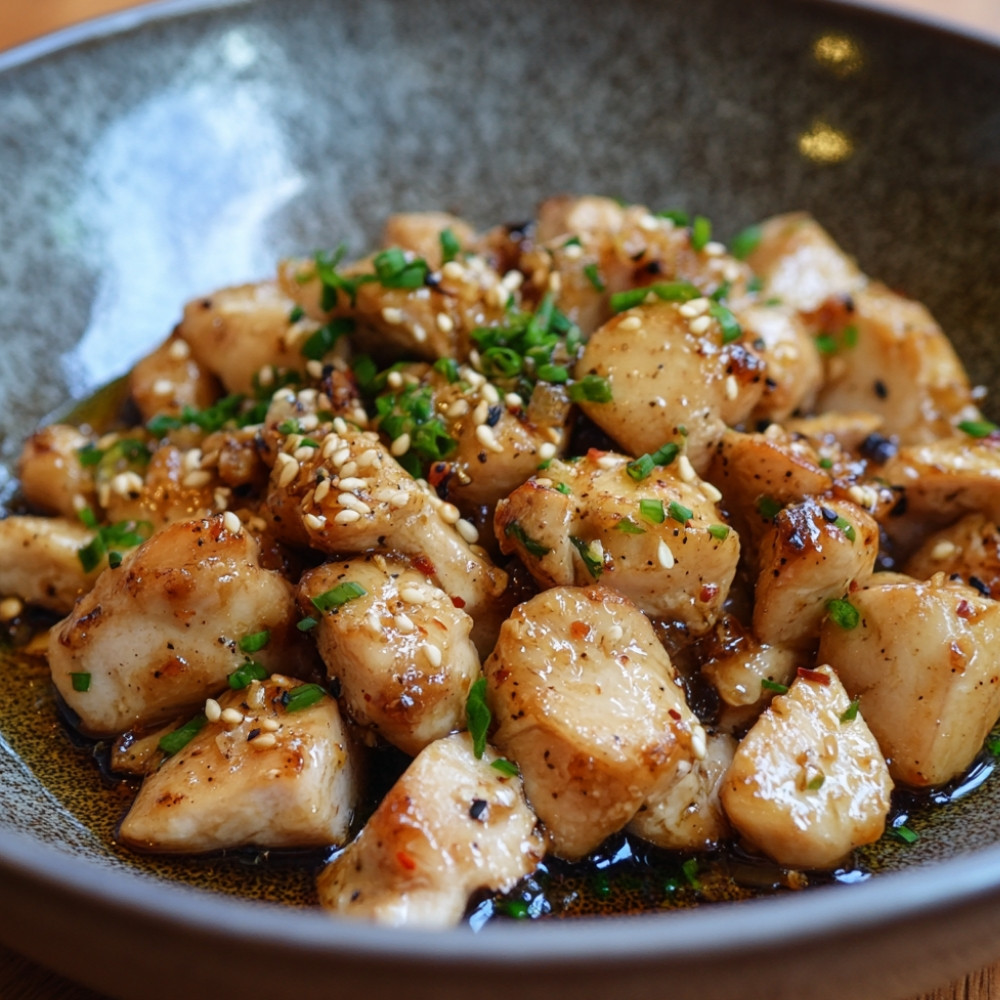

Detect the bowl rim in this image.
[2,0,1000,974]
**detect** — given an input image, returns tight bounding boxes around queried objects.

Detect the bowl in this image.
[1,1,1000,998]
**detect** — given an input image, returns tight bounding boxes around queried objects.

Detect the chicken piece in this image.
[743,212,866,314]
[697,615,800,732]
[317,731,544,927]
[877,436,1000,555]
[484,585,702,860]
[0,515,100,613]
[17,423,98,518]
[628,731,735,852]
[809,282,979,444]
[782,410,886,456]
[721,665,892,869]
[575,301,766,473]
[817,574,1000,787]
[118,674,357,852]
[178,281,320,395]
[904,513,1000,600]
[128,332,220,423]
[264,400,507,646]
[380,211,476,269]
[495,451,739,635]
[753,497,879,648]
[298,557,480,756]
[49,515,311,736]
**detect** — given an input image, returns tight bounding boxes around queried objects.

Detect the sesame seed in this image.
[475,423,504,454]
[447,399,470,419]
[276,455,300,489]
[413,325,428,343]
[168,338,191,360]
[505,392,523,409]
[658,539,675,569]
[338,460,359,479]
[387,370,404,389]
[334,509,361,525]
[931,540,957,560]
[678,455,697,483]
[261,718,280,733]
[205,698,222,723]
[339,493,371,515]
[637,213,660,232]
[314,478,331,503]
[221,708,244,726]
[538,442,557,461]
[0,596,24,621]
[472,399,490,425]
[390,491,411,508]
[294,445,316,462]
[395,612,416,634]
[691,724,707,760]
[200,449,220,469]
[464,368,486,389]
[425,644,442,668]
[690,315,712,335]
[112,471,144,496]
[222,511,242,535]
[725,375,739,400]
[257,365,274,386]
[607,624,624,642]
[400,586,431,605]
[442,260,465,281]
[252,733,278,750]
[382,306,404,325]
[330,446,351,467]
[332,417,349,435]
[303,513,327,531]
[723,261,743,283]
[456,519,479,544]
[439,502,460,525]
[306,360,324,379]
[152,378,174,396]
[338,476,367,491]
[482,383,500,405]
[548,271,562,295]
[847,485,879,509]
[596,454,619,470]
[502,270,524,291]
[436,312,454,333]
[619,315,642,331]
[366,610,384,635]
[704,241,726,256]
[702,482,723,503]
[391,433,411,457]
[357,449,380,469]
[300,413,320,431]
[679,297,710,318]
[563,242,583,260]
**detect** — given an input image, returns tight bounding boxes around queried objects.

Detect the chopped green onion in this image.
[439,227,461,264]
[819,457,834,469]
[656,209,690,227]
[504,521,551,557]
[583,263,605,292]
[986,734,1000,756]
[495,898,530,919]
[708,301,742,344]
[554,482,572,495]
[616,517,646,535]
[466,677,491,759]
[311,581,367,613]
[761,678,789,694]
[639,499,666,524]
[78,507,99,529]
[626,442,679,481]
[491,758,519,778]
[77,518,153,573]
[567,374,613,403]
[826,597,860,630]
[238,631,271,654]
[312,245,376,308]
[747,275,764,294]
[297,616,319,632]
[228,660,269,690]
[70,672,91,693]
[77,443,104,467]
[301,317,355,361]
[433,357,460,383]
[282,683,327,712]
[756,496,783,520]
[892,824,919,845]
[570,536,603,579]
[815,332,838,354]
[159,714,207,756]
[708,524,730,541]
[833,515,856,542]
[536,363,569,383]
[840,699,861,723]
[681,857,701,889]
[373,247,430,289]
[843,324,859,348]
[958,419,999,439]
[807,774,826,791]
[690,215,712,252]
[609,281,700,314]
[667,501,693,524]
[729,224,763,260]
[278,419,302,435]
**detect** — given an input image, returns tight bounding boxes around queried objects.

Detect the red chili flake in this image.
[411,554,436,577]
[396,850,416,871]
[699,583,719,603]
[668,708,682,721]
[427,462,452,489]
[957,600,972,619]
[586,447,608,463]
[797,667,831,685]
[451,594,466,609]
[570,620,591,640]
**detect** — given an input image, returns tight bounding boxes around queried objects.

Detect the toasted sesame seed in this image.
[447,399,470,419]
[847,485,879,509]
[482,383,500,405]
[221,708,244,726]
[382,306,404,325]
[204,698,222,723]
[252,732,278,750]
[607,624,624,642]
[334,509,361,525]
[436,312,454,333]
[619,315,642,331]
[538,441,558,461]
[395,612,416,634]
[505,392,524,409]
[387,370,404,389]
[680,297,710,318]
[456,519,479,544]
[168,338,191,360]
[442,260,465,281]
[329,446,351,468]
[658,539,675,569]
[425,644,443,668]
[261,718,280,733]
[294,445,316,462]
[0,596,24,621]
[390,491,411,508]
[723,261,743,283]
[413,324,428,343]
[464,368,486,389]
[112,471,144,497]
[690,315,712,335]
[391,433,411,457]
[502,269,524,291]
[472,399,490,425]
[356,448,380,469]
[306,360,324,379]
[678,455,697,483]
[332,416,349,435]
[691,724,707,760]
[725,375,739,400]
[400,586,431,605]
[931,540,957,560]
[314,478,332,503]
[303,513,327,531]
[475,423,504,454]
[338,476,367,491]
[276,456,300,489]
[338,493,371,515]
[702,482,723,503]
[704,241,726,257]
[439,502,460,525]
[637,212,660,232]
[222,511,242,535]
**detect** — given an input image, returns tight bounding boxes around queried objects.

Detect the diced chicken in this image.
[298,556,480,756]
[752,497,879,648]
[317,732,544,927]
[817,574,1000,787]
[494,451,739,634]
[0,515,100,613]
[118,674,357,852]
[904,513,1000,600]
[49,515,312,736]
[17,423,98,518]
[721,665,892,869]
[128,333,220,423]
[575,302,766,473]
[178,281,318,395]
[484,585,701,859]
[628,731,736,851]
[380,211,476,270]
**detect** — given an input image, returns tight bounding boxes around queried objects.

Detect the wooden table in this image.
[2,1,1000,997]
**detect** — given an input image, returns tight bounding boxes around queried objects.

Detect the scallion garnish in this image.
[667,500,693,524]
[690,215,712,252]
[892,824,919,845]
[840,698,861,723]
[729,224,762,260]
[567,374,613,403]
[282,683,327,712]
[958,419,999,439]
[708,524,730,541]
[301,317,355,361]
[616,517,646,535]
[491,758,519,778]
[439,227,461,264]
[228,660,269,690]
[833,515,856,542]
[826,597,860,630]
[297,616,319,632]
[760,678,789,694]
[433,357,460,383]
[238,630,271,654]
[310,581,367,613]
[583,263,605,292]
[312,245,376,308]
[639,499,666,524]
[466,677,491,759]
[626,442,679,481]
[569,536,603,579]
[756,496,783,520]
[708,301,742,344]
[70,672,92,693]
[77,518,153,573]
[159,714,207,756]
[807,774,826,791]
[609,281,701,315]
[373,247,430,289]
[504,521,551,557]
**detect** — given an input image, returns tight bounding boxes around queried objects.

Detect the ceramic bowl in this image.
[1,1,1000,997]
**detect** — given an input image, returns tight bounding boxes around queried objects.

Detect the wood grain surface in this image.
[1,1,999,998]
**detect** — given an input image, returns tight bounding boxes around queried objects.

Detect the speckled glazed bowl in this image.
[2,1,1000,998]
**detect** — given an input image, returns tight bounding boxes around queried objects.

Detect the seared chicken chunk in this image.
[129,333,220,423]
[818,574,1000,787]
[495,451,739,634]
[380,211,476,269]
[484,585,701,860]
[49,515,310,736]
[18,423,98,519]
[298,556,480,756]
[317,732,544,927]
[118,674,357,852]
[904,513,1000,600]
[721,665,892,869]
